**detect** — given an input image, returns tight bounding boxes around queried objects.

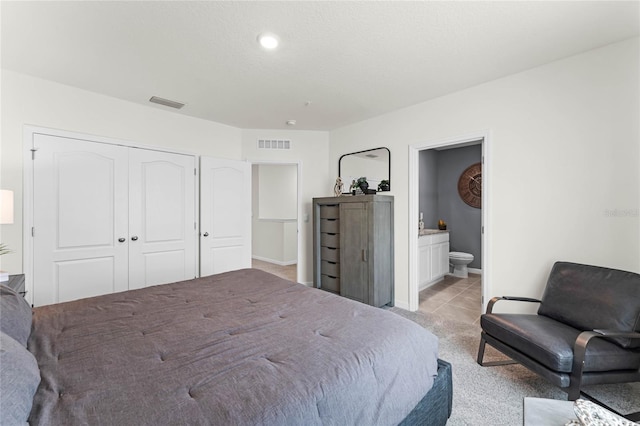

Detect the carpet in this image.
[388,307,640,425]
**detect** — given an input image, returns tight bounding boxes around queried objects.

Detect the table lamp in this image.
[0,189,14,282]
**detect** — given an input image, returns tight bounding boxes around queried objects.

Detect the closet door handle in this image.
[131,236,138,241]
[118,238,126,243]
[362,249,368,262]
[203,232,209,237]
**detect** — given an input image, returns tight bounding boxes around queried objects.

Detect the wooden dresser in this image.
[312,195,394,307]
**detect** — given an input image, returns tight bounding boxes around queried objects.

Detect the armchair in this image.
[477,261,640,417]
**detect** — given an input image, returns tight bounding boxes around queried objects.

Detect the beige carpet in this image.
[388,307,640,425]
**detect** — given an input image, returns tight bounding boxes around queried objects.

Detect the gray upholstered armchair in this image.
[477,261,640,417]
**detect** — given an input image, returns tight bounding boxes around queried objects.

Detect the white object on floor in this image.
[449,251,474,278]
[523,397,577,425]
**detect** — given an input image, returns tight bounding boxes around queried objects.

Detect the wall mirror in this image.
[339,147,390,192]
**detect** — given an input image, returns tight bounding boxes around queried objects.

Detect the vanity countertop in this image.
[419,229,449,236]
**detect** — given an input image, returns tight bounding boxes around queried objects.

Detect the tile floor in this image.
[418,273,482,326]
[251,259,298,282]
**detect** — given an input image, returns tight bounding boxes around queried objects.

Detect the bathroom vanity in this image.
[418,230,450,289]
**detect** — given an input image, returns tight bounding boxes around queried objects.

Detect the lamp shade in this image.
[0,190,14,224]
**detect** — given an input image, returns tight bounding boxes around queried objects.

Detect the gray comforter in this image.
[28,268,439,425]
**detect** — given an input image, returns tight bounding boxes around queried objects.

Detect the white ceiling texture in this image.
[2,1,639,131]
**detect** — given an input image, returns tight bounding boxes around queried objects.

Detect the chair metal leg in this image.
[476,335,487,365]
[477,335,518,367]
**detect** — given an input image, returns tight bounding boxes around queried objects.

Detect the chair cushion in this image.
[537,262,640,348]
[0,331,41,425]
[0,284,32,347]
[481,313,640,373]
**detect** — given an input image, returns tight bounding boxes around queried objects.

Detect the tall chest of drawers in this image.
[312,195,394,307]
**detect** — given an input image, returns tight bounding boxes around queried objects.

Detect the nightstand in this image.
[5,274,26,297]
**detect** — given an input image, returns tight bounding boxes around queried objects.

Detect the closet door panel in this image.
[32,134,129,306]
[128,149,196,289]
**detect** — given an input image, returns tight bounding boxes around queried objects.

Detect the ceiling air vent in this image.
[149,96,185,109]
[257,139,291,150]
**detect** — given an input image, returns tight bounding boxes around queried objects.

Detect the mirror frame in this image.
[338,147,391,191]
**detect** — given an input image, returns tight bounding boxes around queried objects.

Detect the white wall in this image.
[330,38,640,309]
[0,70,242,274]
[258,164,297,220]
[242,129,331,285]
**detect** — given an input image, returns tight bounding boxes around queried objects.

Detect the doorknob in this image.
[131,236,138,241]
[203,232,209,237]
[118,238,126,243]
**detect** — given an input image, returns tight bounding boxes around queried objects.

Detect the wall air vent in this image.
[149,96,185,109]
[257,139,291,150]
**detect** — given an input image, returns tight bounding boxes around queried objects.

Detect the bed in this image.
[1,268,452,425]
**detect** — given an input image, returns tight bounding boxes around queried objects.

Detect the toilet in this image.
[449,252,474,278]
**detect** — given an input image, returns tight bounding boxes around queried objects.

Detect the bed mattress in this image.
[28,268,439,425]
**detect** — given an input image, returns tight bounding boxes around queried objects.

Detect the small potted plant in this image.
[378,180,390,192]
[351,177,369,195]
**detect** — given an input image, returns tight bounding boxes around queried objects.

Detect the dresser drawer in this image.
[320,218,339,233]
[321,260,340,277]
[319,205,339,219]
[321,246,340,262]
[320,274,340,293]
[320,233,339,248]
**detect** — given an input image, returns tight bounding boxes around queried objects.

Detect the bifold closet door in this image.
[199,157,251,276]
[32,134,129,306]
[128,148,196,289]
[32,134,197,306]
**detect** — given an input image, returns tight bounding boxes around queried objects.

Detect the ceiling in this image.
[2,1,639,131]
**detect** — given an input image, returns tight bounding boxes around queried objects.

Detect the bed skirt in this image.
[400,359,453,426]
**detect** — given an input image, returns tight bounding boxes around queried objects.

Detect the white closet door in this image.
[200,157,251,276]
[32,134,129,306]
[128,148,197,289]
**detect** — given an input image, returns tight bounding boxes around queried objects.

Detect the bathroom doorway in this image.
[408,132,490,316]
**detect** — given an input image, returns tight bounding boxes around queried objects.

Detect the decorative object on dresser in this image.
[312,195,394,307]
[333,177,344,197]
[354,177,376,195]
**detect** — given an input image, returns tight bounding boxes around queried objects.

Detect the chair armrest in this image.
[571,329,640,389]
[485,296,542,314]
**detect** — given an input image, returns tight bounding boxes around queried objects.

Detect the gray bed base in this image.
[400,359,453,426]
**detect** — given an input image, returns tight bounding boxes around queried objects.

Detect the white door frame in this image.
[23,125,199,306]
[408,130,491,312]
[248,159,302,284]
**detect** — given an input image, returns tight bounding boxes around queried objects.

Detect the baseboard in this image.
[394,299,410,311]
[468,268,482,275]
[251,255,297,266]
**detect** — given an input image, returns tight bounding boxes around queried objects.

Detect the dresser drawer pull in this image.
[327,275,337,279]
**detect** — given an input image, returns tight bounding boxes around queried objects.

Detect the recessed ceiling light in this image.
[258,33,279,50]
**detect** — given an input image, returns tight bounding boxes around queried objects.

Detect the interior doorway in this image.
[408,132,490,313]
[250,162,301,283]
